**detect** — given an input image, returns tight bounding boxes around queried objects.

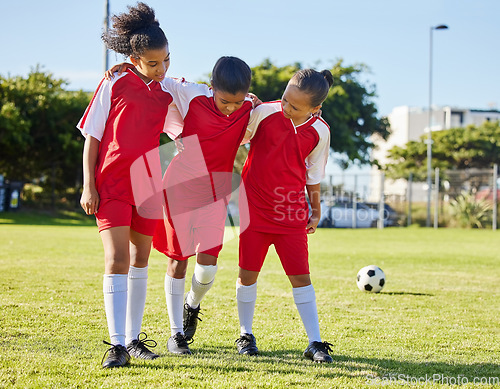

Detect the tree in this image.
[0,67,90,206]
[383,121,500,180]
[248,59,390,167]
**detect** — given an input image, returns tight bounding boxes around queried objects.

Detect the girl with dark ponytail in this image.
[235,69,334,363]
[78,2,180,368]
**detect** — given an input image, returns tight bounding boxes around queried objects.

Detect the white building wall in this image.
[370,106,500,202]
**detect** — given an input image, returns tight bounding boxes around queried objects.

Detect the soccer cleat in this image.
[303,341,333,363]
[235,333,258,356]
[183,303,202,341]
[167,332,192,355]
[101,341,131,368]
[126,332,159,360]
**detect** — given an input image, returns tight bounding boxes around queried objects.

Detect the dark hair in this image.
[289,69,334,107]
[211,56,252,95]
[102,2,168,57]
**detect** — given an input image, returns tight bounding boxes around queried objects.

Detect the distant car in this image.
[318,202,379,228]
[363,202,400,227]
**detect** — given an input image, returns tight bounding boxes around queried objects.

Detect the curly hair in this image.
[102,2,167,57]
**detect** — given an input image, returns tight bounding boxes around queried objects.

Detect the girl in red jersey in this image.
[235,69,334,363]
[154,57,253,355]
[106,57,254,355]
[78,3,180,368]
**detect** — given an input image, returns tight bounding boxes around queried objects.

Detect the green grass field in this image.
[0,212,499,388]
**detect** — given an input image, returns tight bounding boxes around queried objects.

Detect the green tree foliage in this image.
[384,121,500,180]
[249,59,390,167]
[0,67,90,198]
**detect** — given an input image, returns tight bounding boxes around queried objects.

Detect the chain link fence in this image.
[320,164,499,229]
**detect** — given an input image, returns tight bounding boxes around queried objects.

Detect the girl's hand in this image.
[104,63,135,80]
[80,185,100,215]
[247,93,262,109]
[306,213,320,234]
[174,136,184,152]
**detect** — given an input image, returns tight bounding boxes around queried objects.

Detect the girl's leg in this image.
[100,226,131,347]
[165,257,188,336]
[182,253,218,341]
[185,253,218,309]
[236,268,260,335]
[289,274,332,362]
[165,257,191,354]
[288,275,321,343]
[125,229,153,345]
[235,230,271,355]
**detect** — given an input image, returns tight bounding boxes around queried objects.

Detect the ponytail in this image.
[289,69,333,107]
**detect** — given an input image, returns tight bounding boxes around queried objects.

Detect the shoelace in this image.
[185,304,203,324]
[316,341,333,353]
[101,340,129,365]
[235,335,253,348]
[173,333,189,347]
[132,332,158,353]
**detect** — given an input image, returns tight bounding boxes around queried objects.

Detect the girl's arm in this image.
[306,183,321,234]
[80,136,100,215]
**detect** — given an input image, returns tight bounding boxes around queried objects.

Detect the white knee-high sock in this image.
[103,274,128,346]
[185,263,217,309]
[236,281,257,336]
[164,274,185,336]
[293,284,321,343]
[125,265,148,344]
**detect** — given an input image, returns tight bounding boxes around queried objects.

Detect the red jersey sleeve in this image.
[76,72,127,141]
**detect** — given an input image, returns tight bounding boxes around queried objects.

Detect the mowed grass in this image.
[0,213,499,388]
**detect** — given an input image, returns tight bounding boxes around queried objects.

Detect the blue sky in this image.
[1,0,498,118]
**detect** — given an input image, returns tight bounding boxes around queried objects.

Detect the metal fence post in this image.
[434,167,440,229]
[378,172,385,229]
[407,173,413,226]
[493,163,498,231]
[352,175,358,229]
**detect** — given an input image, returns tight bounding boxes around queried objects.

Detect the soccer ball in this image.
[356,265,386,293]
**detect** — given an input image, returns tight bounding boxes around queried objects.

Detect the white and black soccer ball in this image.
[356,265,386,293]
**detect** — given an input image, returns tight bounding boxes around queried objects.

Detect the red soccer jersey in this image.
[241,101,330,233]
[77,69,178,205]
[161,77,253,173]
[152,78,253,258]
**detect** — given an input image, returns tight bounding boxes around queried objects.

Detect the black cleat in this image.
[183,303,202,341]
[126,332,159,360]
[167,332,192,355]
[101,341,131,368]
[235,333,258,356]
[303,341,333,363]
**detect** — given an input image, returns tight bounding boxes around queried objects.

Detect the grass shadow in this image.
[0,209,95,227]
[135,345,500,384]
[384,291,434,296]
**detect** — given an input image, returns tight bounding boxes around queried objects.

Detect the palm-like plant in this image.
[449,191,492,228]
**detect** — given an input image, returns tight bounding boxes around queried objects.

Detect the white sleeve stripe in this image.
[246,102,281,140]
[305,120,330,185]
[76,73,127,141]
[161,77,211,119]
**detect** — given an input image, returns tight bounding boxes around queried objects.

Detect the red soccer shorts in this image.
[239,229,309,275]
[153,200,226,261]
[95,198,159,236]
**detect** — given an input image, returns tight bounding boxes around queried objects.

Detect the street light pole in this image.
[426,24,448,227]
[103,0,110,74]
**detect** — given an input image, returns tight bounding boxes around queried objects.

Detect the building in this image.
[370,106,500,201]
